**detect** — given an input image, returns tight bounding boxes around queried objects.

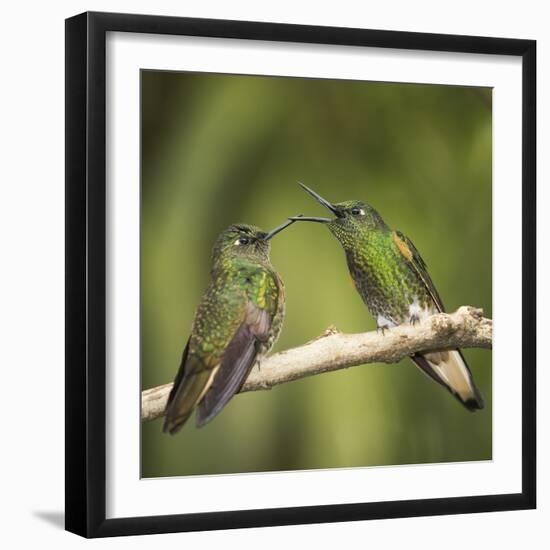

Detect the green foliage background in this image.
[141,71,492,477]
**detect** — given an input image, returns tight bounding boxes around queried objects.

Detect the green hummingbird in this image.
[290,183,484,411]
[163,219,296,434]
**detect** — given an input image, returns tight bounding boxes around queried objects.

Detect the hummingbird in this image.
[163,219,297,434]
[290,183,484,411]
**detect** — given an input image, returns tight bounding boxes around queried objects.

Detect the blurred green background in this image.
[141,71,492,478]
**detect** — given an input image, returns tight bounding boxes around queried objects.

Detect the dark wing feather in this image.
[196,303,271,427]
[164,340,190,412]
[162,341,217,435]
[395,230,445,312]
[394,232,484,411]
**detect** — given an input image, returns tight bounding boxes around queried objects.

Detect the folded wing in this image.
[196,303,271,427]
[393,230,484,411]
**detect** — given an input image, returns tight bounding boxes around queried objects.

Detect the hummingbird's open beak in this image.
[287,182,337,223]
[262,216,302,241]
[288,215,332,223]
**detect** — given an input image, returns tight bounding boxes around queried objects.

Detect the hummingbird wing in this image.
[393,230,445,312]
[195,302,271,427]
[162,276,246,434]
[163,267,281,433]
[162,339,222,435]
[392,230,484,411]
[196,270,280,427]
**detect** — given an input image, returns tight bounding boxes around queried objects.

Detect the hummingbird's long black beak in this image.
[298,182,339,215]
[288,215,332,223]
[262,216,302,241]
[289,182,337,223]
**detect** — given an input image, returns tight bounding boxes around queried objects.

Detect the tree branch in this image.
[141,306,492,422]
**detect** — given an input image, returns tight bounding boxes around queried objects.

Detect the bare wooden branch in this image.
[141,306,492,422]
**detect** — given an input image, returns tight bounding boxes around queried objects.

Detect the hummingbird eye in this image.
[235,236,251,246]
[351,207,365,216]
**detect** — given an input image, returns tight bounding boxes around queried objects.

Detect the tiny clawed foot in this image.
[377,326,389,336]
[410,314,420,326]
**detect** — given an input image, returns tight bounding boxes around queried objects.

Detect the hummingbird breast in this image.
[344,232,432,326]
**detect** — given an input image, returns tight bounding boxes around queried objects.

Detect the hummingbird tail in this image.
[162,364,220,435]
[411,350,484,411]
[162,411,193,435]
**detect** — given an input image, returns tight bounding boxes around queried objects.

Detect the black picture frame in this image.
[65,11,536,538]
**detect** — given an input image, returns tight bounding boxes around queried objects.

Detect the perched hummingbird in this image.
[163,220,296,434]
[290,183,484,411]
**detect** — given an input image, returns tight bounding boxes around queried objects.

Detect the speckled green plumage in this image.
[337,225,434,325]
[189,257,283,365]
[163,224,285,433]
[325,201,432,326]
[293,186,484,411]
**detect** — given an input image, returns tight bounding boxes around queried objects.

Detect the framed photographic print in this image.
[65,11,536,538]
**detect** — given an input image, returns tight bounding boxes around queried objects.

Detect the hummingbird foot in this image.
[376,315,395,335]
[409,313,420,326]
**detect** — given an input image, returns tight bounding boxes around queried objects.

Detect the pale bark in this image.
[141,306,492,422]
